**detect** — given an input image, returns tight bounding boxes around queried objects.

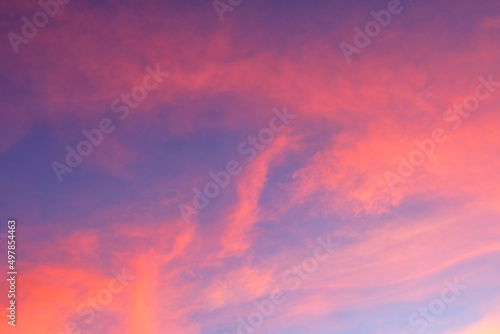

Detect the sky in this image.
[0,0,500,333]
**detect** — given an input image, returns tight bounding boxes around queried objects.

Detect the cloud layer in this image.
[1,0,499,333]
